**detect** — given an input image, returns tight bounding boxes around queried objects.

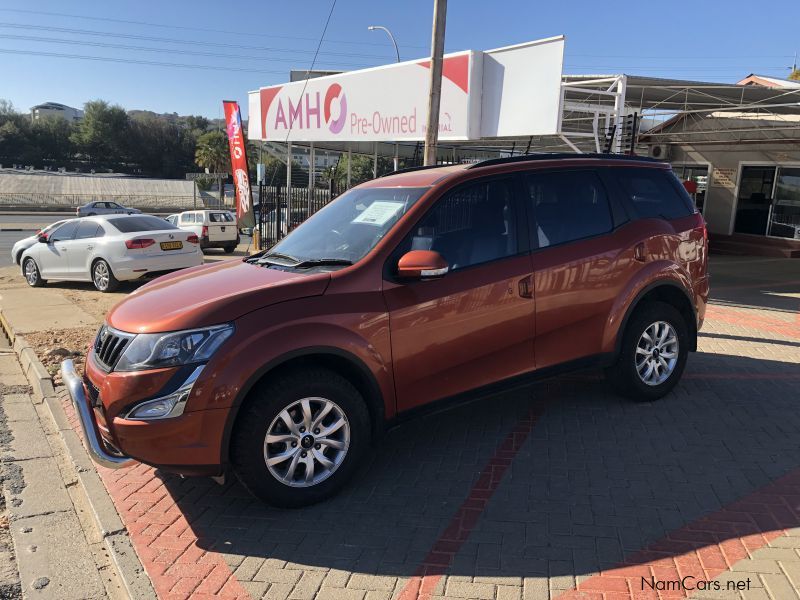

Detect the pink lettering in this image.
[274,101,287,129]
[289,98,303,128]
[306,92,321,129]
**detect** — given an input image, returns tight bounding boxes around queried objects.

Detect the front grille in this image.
[93,325,135,371]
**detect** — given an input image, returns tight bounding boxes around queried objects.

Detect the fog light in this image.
[124,366,203,420]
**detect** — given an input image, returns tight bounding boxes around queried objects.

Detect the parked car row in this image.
[19,215,203,292]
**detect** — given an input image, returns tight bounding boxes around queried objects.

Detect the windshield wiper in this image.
[293,258,353,269]
[254,252,301,265]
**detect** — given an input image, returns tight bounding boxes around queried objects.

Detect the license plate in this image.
[160,241,183,251]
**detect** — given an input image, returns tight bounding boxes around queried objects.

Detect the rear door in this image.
[38,220,79,278]
[68,220,104,277]
[384,176,536,412]
[206,212,237,242]
[524,168,636,369]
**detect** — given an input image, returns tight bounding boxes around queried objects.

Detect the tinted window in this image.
[107,216,176,233]
[75,221,101,239]
[180,213,195,224]
[409,179,518,270]
[209,212,234,222]
[49,221,79,242]
[108,202,121,208]
[525,170,613,248]
[615,168,695,220]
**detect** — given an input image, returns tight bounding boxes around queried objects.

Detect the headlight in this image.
[115,324,234,372]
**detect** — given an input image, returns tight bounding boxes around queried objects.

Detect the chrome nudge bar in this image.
[60,359,134,469]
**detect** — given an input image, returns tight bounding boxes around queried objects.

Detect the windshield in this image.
[267,187,428,265]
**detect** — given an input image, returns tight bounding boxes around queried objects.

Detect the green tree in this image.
[129,112,195,178]
[327,153,396,188]
[194,130,229,173]
[29,116,75,165]
[71,100,131,168]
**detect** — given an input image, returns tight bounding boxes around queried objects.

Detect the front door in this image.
[384,177,536,413]
[68,220,104,277]
[37,220,79,279]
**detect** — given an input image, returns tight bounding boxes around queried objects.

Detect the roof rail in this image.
[378,164,448,178]
[467,153,664,169]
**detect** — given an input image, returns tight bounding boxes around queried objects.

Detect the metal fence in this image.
[256,183,339,249]
[0,193,208,212]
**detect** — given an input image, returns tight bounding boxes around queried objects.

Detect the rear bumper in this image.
[60,359,135,469]
[200,236,239,249]
[112,251,203,281]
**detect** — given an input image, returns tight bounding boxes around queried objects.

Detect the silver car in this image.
[76,201,141,217]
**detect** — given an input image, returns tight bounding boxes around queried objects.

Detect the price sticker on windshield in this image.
[352,201,404,226]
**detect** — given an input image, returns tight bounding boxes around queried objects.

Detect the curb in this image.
[0,309,156,600]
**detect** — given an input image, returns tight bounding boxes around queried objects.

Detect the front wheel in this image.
[23,258,45,287]
[606,301,689,401]
[231,368,370,507]
[92,259,120,293]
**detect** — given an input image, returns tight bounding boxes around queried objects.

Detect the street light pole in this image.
[368,25,402,171]
[424,0,447,166]
[367,25,400,63]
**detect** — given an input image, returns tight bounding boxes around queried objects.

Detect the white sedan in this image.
[19,215,203,292]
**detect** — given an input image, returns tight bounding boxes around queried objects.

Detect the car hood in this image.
[106,259,330,333]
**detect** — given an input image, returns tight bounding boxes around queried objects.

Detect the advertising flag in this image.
[222,101,255,228]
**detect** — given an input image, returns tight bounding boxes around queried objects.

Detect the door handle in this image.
[634,242,646,263]
[518,276,533,299]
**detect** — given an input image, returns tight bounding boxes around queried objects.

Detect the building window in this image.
[734,165,800,240]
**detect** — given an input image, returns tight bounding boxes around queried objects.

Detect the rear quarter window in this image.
[107,216,177,233]
[614,168,696,220]
[209,212,234,222]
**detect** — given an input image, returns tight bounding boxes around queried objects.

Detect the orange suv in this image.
[62,154,708,507]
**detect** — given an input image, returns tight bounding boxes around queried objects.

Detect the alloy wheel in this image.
[635,320,679,386]
[264,397,350,488]
[94,262,109,291]
[24,260,38,285]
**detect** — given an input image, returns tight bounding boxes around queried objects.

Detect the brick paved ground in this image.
[62,255,800,600]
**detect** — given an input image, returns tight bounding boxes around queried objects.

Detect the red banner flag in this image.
[223,101,255,228]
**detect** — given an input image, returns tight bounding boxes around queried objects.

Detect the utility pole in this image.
[423,0,447,166]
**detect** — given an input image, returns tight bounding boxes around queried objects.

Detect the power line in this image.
[0,33,373,69]
[0,48,291,74]
[0,7,431,50]
[0,22,399,61]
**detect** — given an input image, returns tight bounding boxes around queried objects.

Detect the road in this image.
[0,214,69,268]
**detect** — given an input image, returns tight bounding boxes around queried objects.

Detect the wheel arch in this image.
[220,347,385,467]
[614,280,698,358]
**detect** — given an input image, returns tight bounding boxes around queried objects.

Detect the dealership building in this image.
[247,36,800,257]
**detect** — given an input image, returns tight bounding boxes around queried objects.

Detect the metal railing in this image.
[256,183,336,249]
[0,193,207,212]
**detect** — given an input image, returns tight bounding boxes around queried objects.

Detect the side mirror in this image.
[37,234,49,243]
[397,250,449,280]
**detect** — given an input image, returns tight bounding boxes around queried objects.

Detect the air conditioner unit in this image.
[648,144,670,160]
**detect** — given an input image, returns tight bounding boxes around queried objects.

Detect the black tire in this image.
[92,259,120,293]
[88,212,97,216]
[22,258,45,287]
[606,301,689,402]
[224,244,236,254]
[231,368,371,508]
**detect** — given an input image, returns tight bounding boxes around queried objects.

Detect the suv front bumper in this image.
[61,359,135,469]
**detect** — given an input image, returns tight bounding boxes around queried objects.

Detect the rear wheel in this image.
[224,244,236,254]
[87,212,97,216]
[606,301,689,401]
[92,259,120,293]
[231,368,370,508]
[23,258,44,287]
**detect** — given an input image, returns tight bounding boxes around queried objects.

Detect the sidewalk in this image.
[0,332,125,599]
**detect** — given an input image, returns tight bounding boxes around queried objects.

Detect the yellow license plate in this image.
[160,241,183,251]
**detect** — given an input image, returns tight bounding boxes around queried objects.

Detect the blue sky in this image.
[1,0,797,118]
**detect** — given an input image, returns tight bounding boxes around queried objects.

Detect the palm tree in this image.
[195,131,229,205]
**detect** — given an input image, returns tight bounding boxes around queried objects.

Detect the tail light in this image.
[125,238,156,250]
[201,225,208,238]
[187,234,199,244]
